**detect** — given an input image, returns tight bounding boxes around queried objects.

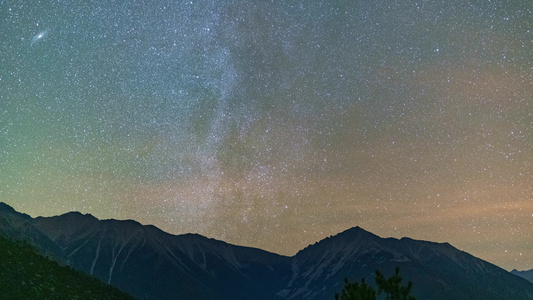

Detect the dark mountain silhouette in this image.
[32,212,290,300]
[0,233,133,299]
[280,226,533,299]
[512,269,533,284]
[0,202,289,299]
[1,202,532,300]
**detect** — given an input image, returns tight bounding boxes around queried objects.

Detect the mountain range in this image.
[1,202,532,299]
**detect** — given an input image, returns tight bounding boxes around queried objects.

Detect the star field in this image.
[1,1,532,270]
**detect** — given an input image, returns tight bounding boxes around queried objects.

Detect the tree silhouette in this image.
[375,267,416,300]
[335,277,376,300]
[335,267,416,300]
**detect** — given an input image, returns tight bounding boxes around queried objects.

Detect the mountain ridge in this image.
[512,269,533,284]
[1,202,532,300]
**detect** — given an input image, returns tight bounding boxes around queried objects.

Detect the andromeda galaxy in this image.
[30,28,49,46]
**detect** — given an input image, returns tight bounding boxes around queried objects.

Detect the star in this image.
[1,0,531,272]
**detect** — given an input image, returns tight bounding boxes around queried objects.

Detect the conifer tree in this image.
[335,267,416,300]
[375,267,416,300]
[335,277,376,300]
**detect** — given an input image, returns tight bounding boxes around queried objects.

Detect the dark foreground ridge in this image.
[0,234,134,299]
[1,202,532,300]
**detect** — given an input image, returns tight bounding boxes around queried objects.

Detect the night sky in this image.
[1,1,532,271]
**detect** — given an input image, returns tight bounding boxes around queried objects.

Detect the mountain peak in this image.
[0,202,15,212]
[335,225,380,240]
[0,202,32,220]
[63,211,98,219]
[344,225,373,234]
[295,226,381,257]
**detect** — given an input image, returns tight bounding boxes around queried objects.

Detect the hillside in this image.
[0,234,134,300]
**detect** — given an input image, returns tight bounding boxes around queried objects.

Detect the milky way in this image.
[1,1,532,270]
